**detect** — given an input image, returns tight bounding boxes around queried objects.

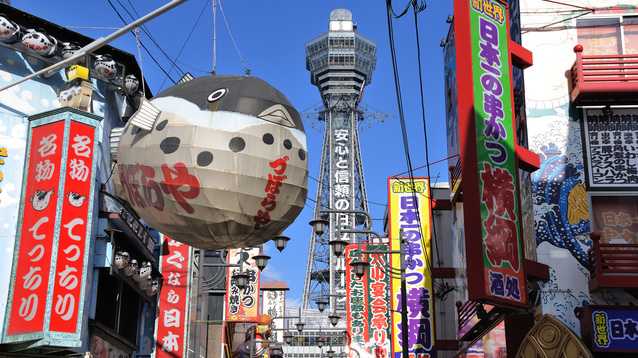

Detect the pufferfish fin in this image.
[129,98,161,131]
[257,104,295,128]
[109,126,125,162]
[177,72,195,85]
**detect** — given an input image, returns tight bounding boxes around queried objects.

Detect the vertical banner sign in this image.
[225,247,261,322]
[388,178,435,358]
[5,121,66,336]
[155,235,192,358]
[469,0,526,305]
[50,121,96,333]
[367,244,391,357]
[345,244,369,352]
[262,289,286,343]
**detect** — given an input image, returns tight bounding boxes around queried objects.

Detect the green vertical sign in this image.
[469,0,526,304]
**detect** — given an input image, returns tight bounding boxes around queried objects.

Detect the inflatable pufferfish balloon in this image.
[112,76,308,249]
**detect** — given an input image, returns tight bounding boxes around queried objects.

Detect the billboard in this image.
[367,244,392,357]
[452,0,527,306]
[225,247,261,322]
[388,177,435,358]
[262,288,286,343]
[581,306,638,352]
[154,235,192,358]
[2,109,100,346]
[345,244,370,352]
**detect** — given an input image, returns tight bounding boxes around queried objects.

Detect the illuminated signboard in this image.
[388,177,435,358]
[2,109,100,347]
[345,244,369,352]
[581,305,638,352]
[452,0,527,306]
[225,247,261,322]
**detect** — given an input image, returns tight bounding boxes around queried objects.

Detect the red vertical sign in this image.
[345,244,369,352]
[49,121,96,333]
[155,236,191,358]
[6,121,65,335]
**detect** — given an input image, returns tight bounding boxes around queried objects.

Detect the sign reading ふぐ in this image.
[469,0,526,305]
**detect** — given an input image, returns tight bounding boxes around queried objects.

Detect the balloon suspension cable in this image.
[134,28,146,97]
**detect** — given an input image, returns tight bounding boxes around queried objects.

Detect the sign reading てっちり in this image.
[155,236,192,357]
[3,110,101,345]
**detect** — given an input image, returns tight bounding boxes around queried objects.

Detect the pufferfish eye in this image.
[258,104,295,128]
[207,88,227,102]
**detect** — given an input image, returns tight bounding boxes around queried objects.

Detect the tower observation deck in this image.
[302,8,376,313]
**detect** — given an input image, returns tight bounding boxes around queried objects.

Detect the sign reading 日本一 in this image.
[155,235,192,357]
[469,0,526,305]
[589,307,638,352]
[2,109,100,346]
[388,177,435,358]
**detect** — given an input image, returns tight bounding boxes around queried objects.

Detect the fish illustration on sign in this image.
[112,76,308,249]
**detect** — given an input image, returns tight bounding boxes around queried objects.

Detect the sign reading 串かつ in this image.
[388,177,434,358]
[225,247,261,322]
[469,0,526,305]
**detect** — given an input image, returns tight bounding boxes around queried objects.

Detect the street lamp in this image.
[326,349,336,358]
[309,218,329,236]
[328,313,340,327]
[252,254,271,271]
[349,259,370,279]
[317,336,325,348]
[315,298,329,313]
[232,271,250,290]
[329,239,348,258]
[284,332,293,345]
[273,235,291,252]
[296,321,305,333]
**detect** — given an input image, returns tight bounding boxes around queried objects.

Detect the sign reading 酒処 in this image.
[388,178,435,358]
[3,109,101,347]
[460,0,527,306]
[155,235,191,357]
[583,108,638,189]
[225,247,261,322]
[345,244,369,352]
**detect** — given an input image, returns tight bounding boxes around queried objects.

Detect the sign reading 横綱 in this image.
[465,0,527,305]
[2,109,100,346]
[388,178,435,358]
[581,306,638,352]
[155,235,192,358]
[345,244,369,352]
[225,247,261,322]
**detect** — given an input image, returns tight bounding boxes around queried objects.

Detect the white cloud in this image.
[0,181,20,208]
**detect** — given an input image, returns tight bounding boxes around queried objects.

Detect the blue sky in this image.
[16,0,453,304]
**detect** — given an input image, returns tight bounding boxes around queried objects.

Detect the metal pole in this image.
[399,229,409,358]
[0,0,186,93]
[212,0,217,74]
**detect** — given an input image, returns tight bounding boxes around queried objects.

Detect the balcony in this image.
[589,232,638,291]
[570,44,638,105]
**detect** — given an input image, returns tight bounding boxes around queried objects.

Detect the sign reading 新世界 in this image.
[388,178,435,358]
[585,306,638,352]
[584,108,638,189]
[469,0,526,305]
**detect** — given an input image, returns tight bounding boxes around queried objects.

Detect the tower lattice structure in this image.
[302,9,376,313]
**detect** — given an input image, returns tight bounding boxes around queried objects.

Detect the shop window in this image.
[95,269,118,331]
[577,18,622,55]
[119,282,140,344]
[591,196,638,244]
[624,16,638,53]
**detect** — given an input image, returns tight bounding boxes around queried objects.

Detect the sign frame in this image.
[580,305,638,353]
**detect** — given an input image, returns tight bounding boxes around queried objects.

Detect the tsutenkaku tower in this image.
[302,9,376,312]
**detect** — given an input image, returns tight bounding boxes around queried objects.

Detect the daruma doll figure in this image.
[113,76,308,249]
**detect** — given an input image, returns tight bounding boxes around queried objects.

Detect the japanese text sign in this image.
[388,178,435,358]
[466,0,527,305]
[225,247,261,322]
[262,289,286,343]
[584,306,638,352]
[3,109,100,346]
[155,235,192,358]
[345,244,370,352]
[367,244,392,357]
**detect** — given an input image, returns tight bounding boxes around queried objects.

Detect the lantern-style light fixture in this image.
[283,332,293,345]
[328,313,340,327]
[273,235,291,252]
[315,298,328,313]
[350,259,370,279]
[329,239,348,258]
[233,271,250,290]
[253,254,271,271]
[309,218,329,236]
[326,349,336,358]
[316,336,325,348]
[295,321,305,333]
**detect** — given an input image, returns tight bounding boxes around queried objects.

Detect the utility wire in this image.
[159,0,210,91]
[411,0,442,267]
[217,0,251,74]
[106,0,177,84]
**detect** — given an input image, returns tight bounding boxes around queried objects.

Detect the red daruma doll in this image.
[112,76,308,249]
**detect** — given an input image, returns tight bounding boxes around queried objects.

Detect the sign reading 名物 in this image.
[3,109,101,346]
[345,244,370,352]
[367,244,391,357]
[584,108,638,189]
[388,178,435,358]
[155,236,192,358]
[225,247,261,322]
[469,0,526,305]
[586,306,638,352]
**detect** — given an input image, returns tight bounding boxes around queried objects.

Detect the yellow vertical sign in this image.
[388,177,435,357]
